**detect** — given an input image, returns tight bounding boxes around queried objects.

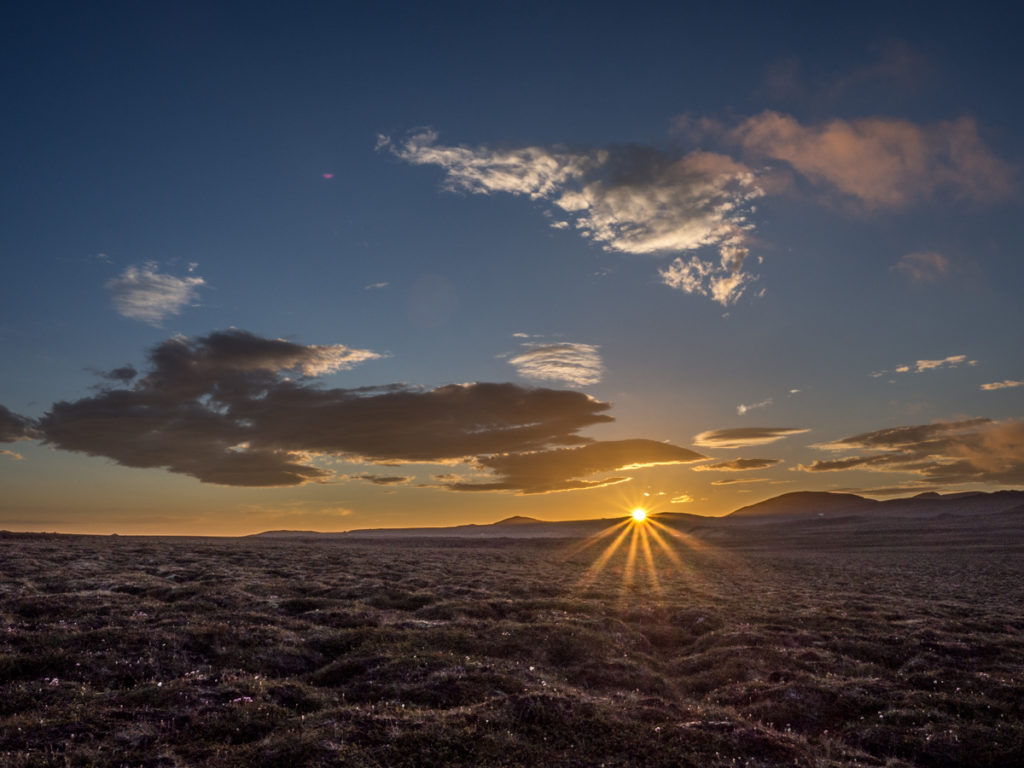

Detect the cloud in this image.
[914,354,971,372]
[693,458,783,471]
[507,342,603,387]
[893,251,951,283]
[659,244,754,306]
[731,112,1013,208]
[354,474,411,485]
[710,477,785,485]
[364,282,389,290]
[670,494,693,504]
[800,418,1024,486]
[106,263,206,325]
[736,397,772,415]
[873,354,975,378]
[5,330,708,493]
[383,130,764,306]
[0,449,23,460]
[693,427,810,449]
[981,379,1023,391]
[98,366,138,382]
[0,405,36,442]
[444,439,705,494]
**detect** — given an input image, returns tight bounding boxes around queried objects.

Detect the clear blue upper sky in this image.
[2,1,1022,533]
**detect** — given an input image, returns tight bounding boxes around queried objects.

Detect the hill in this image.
[249,490,1024,539]
[727,491,874,519]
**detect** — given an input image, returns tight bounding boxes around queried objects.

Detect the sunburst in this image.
[572,501,731,599]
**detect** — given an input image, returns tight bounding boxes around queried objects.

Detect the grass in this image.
[0,522,1022,766]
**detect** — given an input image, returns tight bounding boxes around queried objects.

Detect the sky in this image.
[1,1,1022,535]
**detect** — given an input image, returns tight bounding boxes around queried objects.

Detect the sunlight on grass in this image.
[571,501,743,597]
[575,511,677,592]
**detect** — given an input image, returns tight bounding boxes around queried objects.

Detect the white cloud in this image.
[693,427,810,449]
[737,397,772,415]
[364,282,389,290]
[507,342,603,388]
[914,354,970,372]
[981,379,1023,391]
[384,130,764,306]
[660,244,755,306]
[106,263,205,326]
[873,354,975,378]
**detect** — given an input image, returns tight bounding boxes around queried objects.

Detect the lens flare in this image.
[631,507,648,522]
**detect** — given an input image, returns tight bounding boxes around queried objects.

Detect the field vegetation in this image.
[1,519,1022,766]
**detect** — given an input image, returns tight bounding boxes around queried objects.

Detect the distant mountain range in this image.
[729,489,1024,521]
[250,489,1024,539]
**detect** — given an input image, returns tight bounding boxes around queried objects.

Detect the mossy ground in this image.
[1,527,1022,766]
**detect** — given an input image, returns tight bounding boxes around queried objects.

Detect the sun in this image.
[631,507,648,523]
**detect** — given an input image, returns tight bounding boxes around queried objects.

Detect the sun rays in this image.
[570,503,736,603]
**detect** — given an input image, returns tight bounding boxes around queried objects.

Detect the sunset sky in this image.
[2,2,1022,535]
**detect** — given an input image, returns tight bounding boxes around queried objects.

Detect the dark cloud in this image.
[95,366,138,382]
[0,405,36,442]
[1,330,722,492]
[801,418,1024,486]
[694,427,809,449]
[446,439,705,494]
[693,457,782,471]
[354,474,412,485]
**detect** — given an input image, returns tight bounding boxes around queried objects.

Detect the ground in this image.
[1,520,1022,766]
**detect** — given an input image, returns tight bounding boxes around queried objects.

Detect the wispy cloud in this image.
[730,112,1012,208]
[872,354,976,378]
[693,458,782,472]
[800,418,1024,486]
[0,449,23,460]
[893,251,951,283]
[382,130,764,306]
[914,354,973,372]
[693,427,809,449]
[670,493,693,504]
[506,342,603,387]
[106,263,206,326]
[364,282,389,290]
[710,477,786,485]
[981,379,1023,391]
[736,397,772,415]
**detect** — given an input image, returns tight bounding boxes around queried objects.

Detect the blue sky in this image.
[2,2,1022,534]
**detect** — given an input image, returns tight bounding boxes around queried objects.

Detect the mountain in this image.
[726,489,1024,522]
[727,491,876,520]
[493,516,544,525]
[248,490,1024,539]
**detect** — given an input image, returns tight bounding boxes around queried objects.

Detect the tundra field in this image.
[1,516,1023,767]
